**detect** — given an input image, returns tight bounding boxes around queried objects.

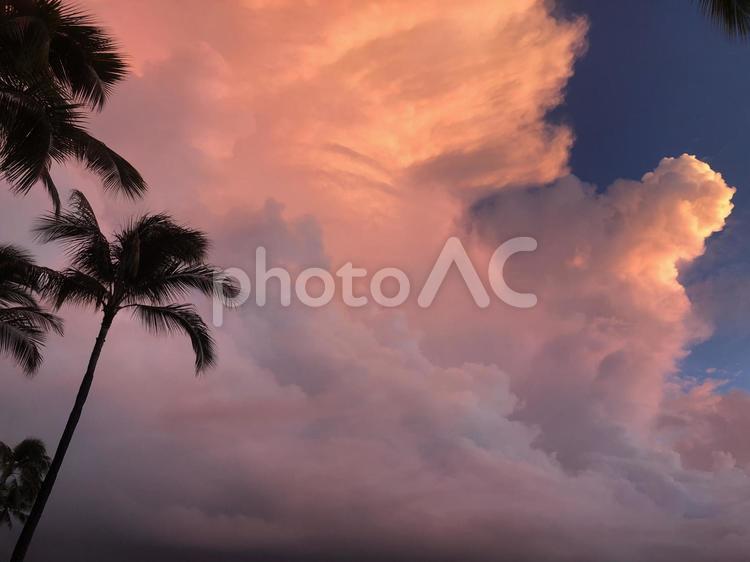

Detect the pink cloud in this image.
[2,1,750,561]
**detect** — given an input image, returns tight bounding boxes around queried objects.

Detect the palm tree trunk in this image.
[10,310,115,562]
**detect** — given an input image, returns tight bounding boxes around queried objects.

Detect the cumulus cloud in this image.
[463,155,735,466]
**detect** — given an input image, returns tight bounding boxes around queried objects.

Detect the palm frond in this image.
[0,82,82,195]
[0,1,143,209]
[133,303,216,373]
[40,268,107,310]
[114,214,209,283]
[47,1,128,109]
[0,287,36,308]
[0,305,63,335]
[34,190,112,280]
[0,81,144,211]
[0,1,54,80]
[0,0,127,109]
[0,312,45,375]
[0,243,62,374]
[0,244,45,296]
[0,244,34,267]
[698,0,750,38]
[125,263,223,304]
[67,128,146,198]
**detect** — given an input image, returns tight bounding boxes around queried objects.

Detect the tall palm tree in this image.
[697,0,750,38]
[0,439,50,528]
[0,245,62,374]
[10,190,233,561]
[0,0,146,212]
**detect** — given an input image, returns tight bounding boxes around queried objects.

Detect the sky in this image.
[2,0,750,560]
[559,0,750,390]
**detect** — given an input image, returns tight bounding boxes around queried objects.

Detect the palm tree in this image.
[0,245,63,374]
[697,0,750,38]
[0,0,146,212]
[10,190,233,561]
[0,439,50,528]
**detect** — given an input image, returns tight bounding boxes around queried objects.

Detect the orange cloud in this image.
[1,2,748,561]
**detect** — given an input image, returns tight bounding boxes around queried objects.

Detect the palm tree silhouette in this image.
[10,190,233,561]
[0,0,146,212]
[0,245,62,374]
[0,439,50,528]
[698,0,750,38]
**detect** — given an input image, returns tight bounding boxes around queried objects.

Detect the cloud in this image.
[77,0,587,265]
[463,155,735,468]
[4,156,747,561]
[2,1,750,561]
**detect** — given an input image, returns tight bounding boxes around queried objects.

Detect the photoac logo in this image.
[212,236,537,326]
